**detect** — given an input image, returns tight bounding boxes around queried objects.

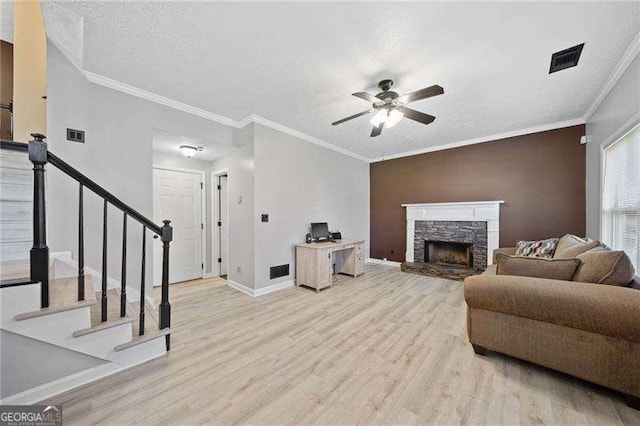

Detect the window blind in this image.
[602,123,640,272]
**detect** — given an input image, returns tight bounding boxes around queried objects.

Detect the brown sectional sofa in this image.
[464,245,640,409]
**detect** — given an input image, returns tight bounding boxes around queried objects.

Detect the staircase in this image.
[0,135,173,404]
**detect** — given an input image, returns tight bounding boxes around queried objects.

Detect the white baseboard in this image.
[366,258,402,268]
[226,279,254,297]
[0,363,120,405]
[254,279,294,297]
[203,272,217,279]
[227,279,294,297]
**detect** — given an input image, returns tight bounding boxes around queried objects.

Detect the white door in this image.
[153,168,203,284]
[219,175,228,276]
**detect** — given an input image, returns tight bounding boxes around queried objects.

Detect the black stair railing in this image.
[0,134,172,350]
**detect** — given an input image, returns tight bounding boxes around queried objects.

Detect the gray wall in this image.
[253,124,369,290]
[0,330,105,398]
[152,151,214,274]
[210,125,255,288]
[585,54,640,239]
[46,42,234,296]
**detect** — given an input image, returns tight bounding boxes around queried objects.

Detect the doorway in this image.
[212,170,229,279]
[153,166,205,284]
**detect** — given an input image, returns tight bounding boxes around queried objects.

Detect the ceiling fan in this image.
[332,79,444,137]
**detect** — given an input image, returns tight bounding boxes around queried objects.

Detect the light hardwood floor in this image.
[43,265,640,425]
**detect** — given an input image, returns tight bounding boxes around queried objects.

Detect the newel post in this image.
[28,133,49,308]
[159,220,172,350]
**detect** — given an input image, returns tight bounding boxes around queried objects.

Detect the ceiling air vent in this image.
[549,43,584,74]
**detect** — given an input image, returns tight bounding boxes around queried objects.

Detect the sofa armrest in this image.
[464,274,640,343]
[493,247,516,263]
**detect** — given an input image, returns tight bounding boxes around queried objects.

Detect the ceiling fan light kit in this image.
[332,79,444,137]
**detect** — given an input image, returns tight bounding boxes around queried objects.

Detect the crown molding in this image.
[78,72,583,165]
[250,115,371,162]
[81,72,369,162]
[369,118,585,163]
[84,72,240,128]
[582,31,640,122]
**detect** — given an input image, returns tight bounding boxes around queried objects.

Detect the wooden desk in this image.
[295,239,365,292]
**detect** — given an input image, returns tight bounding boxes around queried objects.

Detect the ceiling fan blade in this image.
[370,122,384,137]
[352,92,380,103]
[398,106,436,125]
[399,85,444,104]
[331,109,373,126]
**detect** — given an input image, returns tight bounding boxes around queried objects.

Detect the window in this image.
[602,123,640,271]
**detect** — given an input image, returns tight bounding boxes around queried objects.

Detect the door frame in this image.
[152,164,206,283]
[212,168,229,278]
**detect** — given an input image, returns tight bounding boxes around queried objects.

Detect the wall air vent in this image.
[549,43,584,74]
[269,264,289,279]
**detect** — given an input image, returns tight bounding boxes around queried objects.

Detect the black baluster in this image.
[159,220,172,351]
[139,227,146,336]
[120,213,127,317]
[101,200,108,322]
[28,133,49,308]
[78,183,85,301]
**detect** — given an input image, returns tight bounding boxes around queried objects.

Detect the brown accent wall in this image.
[370,125,586,262]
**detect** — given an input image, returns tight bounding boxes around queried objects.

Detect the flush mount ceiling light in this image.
[180,145,203,158]
[332,79,444,137]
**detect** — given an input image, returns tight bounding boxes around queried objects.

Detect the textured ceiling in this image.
[55,2,639,159]
[152,129,236,162]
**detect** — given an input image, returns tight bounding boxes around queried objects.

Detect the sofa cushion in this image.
[514,238,559,258]
[553,234,599,259]
[496,253,581,281]
[573,248,636,287]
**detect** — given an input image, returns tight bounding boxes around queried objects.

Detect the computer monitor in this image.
[311,222,330,241]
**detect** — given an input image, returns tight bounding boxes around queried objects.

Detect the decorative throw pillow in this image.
[572,248,636,286]
[553,234,600,259]
[496,253,581,280]
[514,238,559,258]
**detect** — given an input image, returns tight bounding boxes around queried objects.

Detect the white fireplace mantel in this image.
[402,201,504,265]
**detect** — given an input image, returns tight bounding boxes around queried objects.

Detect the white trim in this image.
[226,279,254,297]
[366,258,402,268]
[254,280,294,297]
[212,169,230,278]
[599,111,640,151]
[82,72,368,163]
[250,115,370,162]
[583,31,640,122]
[401,200,505,208]
[0,363,121,405]
[598,118,640,240]
[226,279,294,297]
[152,165,206,282]
[85,71,239,127]
[402,201,504,265]
[370,119,584,162]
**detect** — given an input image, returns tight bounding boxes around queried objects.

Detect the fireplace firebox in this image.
[425,240,473,268]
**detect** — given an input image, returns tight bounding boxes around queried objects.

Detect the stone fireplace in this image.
[401,201,503,280]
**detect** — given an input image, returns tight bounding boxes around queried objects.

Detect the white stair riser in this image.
[0,168,33,184]
[0,200,33,221]
[0,242,31,261]
[0,285,41,323]
[67,323,134,360]
[0,151,31,169]
[0,183,33,201]
[0,221,32,242]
